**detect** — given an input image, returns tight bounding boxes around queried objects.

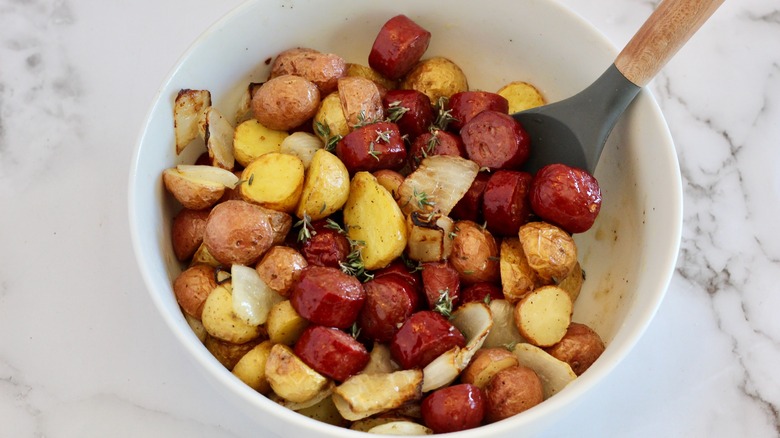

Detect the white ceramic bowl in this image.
[129,0,682,436]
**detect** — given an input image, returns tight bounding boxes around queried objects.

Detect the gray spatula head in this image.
[514,64,641,174]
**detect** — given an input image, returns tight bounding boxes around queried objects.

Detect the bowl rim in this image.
[128,0,683,435]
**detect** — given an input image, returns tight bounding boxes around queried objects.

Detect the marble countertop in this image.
[1,0,778,436]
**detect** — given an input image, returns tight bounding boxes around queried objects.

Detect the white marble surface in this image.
[1,0,778,437]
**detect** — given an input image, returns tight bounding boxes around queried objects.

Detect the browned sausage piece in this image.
[407,129,466,170]
[460,110,531,170]
[300,220,351,268]
[290,266,366,329]
[335,121,407,173]
[450,172,490,223]
[448,91,509,131]
[482,170,534,236]
[369,15,432,80]
[270,47,347,95]
[421,260,461,310]
[382,89,434,139]
[357,274,420,343]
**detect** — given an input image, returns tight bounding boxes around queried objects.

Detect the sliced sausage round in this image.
[369,15,432,80]
[482,170,534,236]
[408,129,466,170]
[530,163,602,234]
[335,121,407,173]
[357,274,420,343]
[383,89,434,139]
[448,91,509,131]
[390,310,466,369]
[460,110,530,170]
[293,325,370,382]
[450,171,490,223]
[290,266,365,329]
[421,260,461,310]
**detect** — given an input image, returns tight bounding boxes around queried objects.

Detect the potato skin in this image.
[204,335,263,370]
[270,47,347,95]
[171,208,211,261]
[450,220,500,284]
[255,246,308,297]
[483,365,543,423]
[518,221,577,282]
[545,322,605,376]
[203,200,275,266]
[400,56,468,105]
[252,74,321,131]
[460,347,519,389]
[173,264,217,319]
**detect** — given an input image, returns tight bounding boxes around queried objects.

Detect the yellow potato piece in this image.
[500,237,540,303]
[232,340,273,394]
[514,285,573,347]
[266,344,331,404]
[313,92,350,143]
[233,119,289,167]
[201,285,263,344]
[343,172,407,270]
[295,149,350,221]
[266,300,310,346]
[240,152,304,213]
[497,81,546,113]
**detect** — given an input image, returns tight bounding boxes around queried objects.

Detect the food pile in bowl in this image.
[160,14,609,434]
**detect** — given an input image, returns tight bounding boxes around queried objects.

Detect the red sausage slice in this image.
[300,220,351,268]
[421,383,486,433]
[369,15,432,80]
[461,110,531,170]
[294,325,370,382]
[450,172,490,223]
[335,122,407,173]
[460,282,504,304]
[529,163,602,233]
[408,129,466,170]
[357,274,420,343]
[390,310,466,369]
[421,261,461,310]
[383,89,434,139]
[448,91,509,131]
[482,170,534,236]
[290,266,365,329]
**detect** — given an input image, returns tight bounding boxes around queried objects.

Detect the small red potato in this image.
[483,365,544,423]
[255,246,308,297]
[171,208,211,261]
[338,76,385,128]
[421,383,485,433]
[270,47,347,95]
[173,264,217,319]
[450,220,500,284]
[545,322,606,375]
[460,347,519,389]
[202,200,275,266]
[252,74,321,131]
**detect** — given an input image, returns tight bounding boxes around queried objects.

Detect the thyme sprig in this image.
[339,239,374,283]
[412,188,436,210]
[314,121,342,152]
[386,100,410,122]
[433,96,457,131]
[293,211,315,242]
[433,288,454,318]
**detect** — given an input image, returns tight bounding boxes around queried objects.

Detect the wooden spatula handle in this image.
[615,0,724,87]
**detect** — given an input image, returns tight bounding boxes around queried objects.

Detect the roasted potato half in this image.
[233,119,288,167]
[400,57,468,105]
[240,152,305,213]
[295,149,350,221]
[496,81,545,114]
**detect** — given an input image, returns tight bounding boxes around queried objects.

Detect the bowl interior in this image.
[129,0,682,436]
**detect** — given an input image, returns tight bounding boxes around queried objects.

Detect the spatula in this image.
[515,0,724,174]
